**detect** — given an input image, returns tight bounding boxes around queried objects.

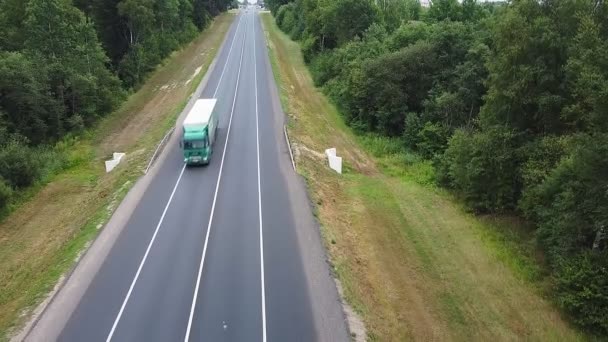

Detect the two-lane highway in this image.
[29,9,349,342]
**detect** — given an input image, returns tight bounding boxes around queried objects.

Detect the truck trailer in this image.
[181,98,218,165]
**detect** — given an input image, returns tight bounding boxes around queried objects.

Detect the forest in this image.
[267,0,608,335]
[0,0,235,211]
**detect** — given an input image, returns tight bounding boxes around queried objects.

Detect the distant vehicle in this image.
[180,99,218,165]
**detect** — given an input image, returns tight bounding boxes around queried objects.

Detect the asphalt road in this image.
[37,9,349,342]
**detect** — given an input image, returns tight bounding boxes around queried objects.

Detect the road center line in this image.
[253,11,268,342]
[105,13,245,342]
[183,11,249,342]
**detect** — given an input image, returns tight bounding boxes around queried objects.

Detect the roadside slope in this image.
[261,14,585,341]
[0,13,234,340]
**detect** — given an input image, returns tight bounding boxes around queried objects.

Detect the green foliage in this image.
[518,135,569,219]
[325,0,379,47]
[524,134,608,258]
[279,0,305,41]
[0,140,43,189]
[0,0,27,51]
[427,0,462,22]
[481,0,572,134]
[0,52,59,143]
[377,0,421,32]
[555,251,608,334]
[79,0,128,64]
[296,0,379,54]
[442,127,521,213]
[25,0,124,133]
[193,0,212,30]
[562,13,608,132]
[0,178,12,212]
[387,21,430,51]
[276,2,298,35]
[356,41,437,135]
[300,34,317,63]
[402,112,422,149]
[275,4,288,27]
[415,121,448,159]
[297,4,487,141]
[78,0,232,87]
[267,0,292,14]
[321,24,386,73]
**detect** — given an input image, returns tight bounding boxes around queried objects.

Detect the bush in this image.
[518,135,568,221]
[555,251,608,334]
[0,178,13,211]
[442,126,521,212]
[290,18,305,41]
[403,112,422,148]
[387,21,431,51]
[275,4,292,28]
[415,121,449,158]
[0,141,42,189]
[356,41,438,135]
[300,35,318,64]
[280,6,296,33]
[524,133,608,261]
[118,44,146,87]
[310,51,340,86]
[0,140,65,190]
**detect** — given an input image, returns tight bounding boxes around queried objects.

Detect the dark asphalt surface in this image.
[56,9,345,342]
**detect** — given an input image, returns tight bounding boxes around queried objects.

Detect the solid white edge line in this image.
[183,12,249,342]
[213,13,245,98]
[253,12,268,342]
[106,13,245,342]
[106,164,187,342]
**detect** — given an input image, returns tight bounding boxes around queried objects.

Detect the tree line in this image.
[268,0,608,335]
[0,0,235,211]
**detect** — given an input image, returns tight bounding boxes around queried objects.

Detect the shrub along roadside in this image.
[0,138,68,217]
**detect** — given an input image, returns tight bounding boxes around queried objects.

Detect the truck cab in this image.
[182,127,211,165]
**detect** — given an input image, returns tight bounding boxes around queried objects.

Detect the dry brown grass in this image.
[262,14,586,342]
[0,14,234,339]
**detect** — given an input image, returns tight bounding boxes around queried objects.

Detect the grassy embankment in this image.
[0,13,234,339]
[261,13,586,341]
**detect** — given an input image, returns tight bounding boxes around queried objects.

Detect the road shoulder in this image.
[258,13,353,342]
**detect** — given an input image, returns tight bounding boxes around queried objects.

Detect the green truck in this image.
[180,98,218,165]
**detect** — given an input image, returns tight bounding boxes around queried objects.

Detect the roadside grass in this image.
[0,13,234,340]
[261,13,586,341]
